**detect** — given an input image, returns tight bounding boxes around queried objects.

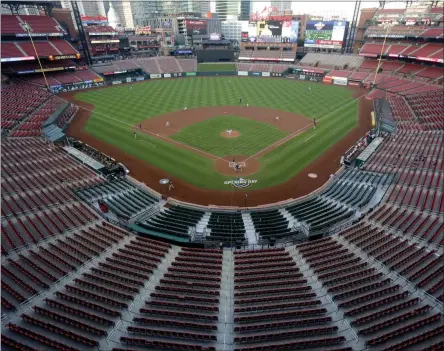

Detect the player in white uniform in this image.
[276,116,280,122]
[166,121,170,128]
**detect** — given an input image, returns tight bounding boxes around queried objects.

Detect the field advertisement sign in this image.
[304,21,347,49]
[333,77,348,86]
[262,72,270,77]
[49,81,105,94]
[150,74,161,79]
[238,71,248,76]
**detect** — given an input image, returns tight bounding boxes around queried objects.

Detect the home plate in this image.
[308,173,318,179]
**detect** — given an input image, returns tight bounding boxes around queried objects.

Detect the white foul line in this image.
[61,90,368,165]
[305,133,316,142]
[243,92,368,163]
[57,99,229,163]
[139,139,156,147]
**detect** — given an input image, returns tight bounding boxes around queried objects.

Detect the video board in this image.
[304,21,347,49]
[186,20,207,36]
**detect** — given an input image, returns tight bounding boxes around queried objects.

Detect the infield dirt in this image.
[62,86,372,207]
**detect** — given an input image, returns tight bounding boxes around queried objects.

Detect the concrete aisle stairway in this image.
[279,208,298,229]
[216,250,235,351]
[108,245,180,348]
[195,212,211,241]
[241,213,257,245]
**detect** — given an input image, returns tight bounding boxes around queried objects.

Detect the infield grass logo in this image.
[224,178,258,188]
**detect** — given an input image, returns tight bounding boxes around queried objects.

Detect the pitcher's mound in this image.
[220,130,241,138]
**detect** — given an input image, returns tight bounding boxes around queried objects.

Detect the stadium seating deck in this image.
[207,212,246,243]
[73,69,101,81]
[18,41,60,57]
[421,27,444,38]
[138,206,205,239]
[348,71,370,81]
[300,53,364,69]
[1,15,26,34]
[325,70,352,78]
[85,25,117,34]
[1,9,444,347]
[18,15,64,34]
[1,42,25,58]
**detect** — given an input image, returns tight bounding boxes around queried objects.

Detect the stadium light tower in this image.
[372,22,394,86]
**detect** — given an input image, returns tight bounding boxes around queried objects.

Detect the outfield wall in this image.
[49,69,338,95]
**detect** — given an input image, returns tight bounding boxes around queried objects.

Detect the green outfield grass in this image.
[170,115,288,157]
[75,77,359,190]
[197,63,236,71]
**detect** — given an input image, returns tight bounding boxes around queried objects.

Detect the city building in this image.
[271,1,292,13]
[131,1,164,27]
[207,17,223,34]
[199,1,211,16]
[61,0,106,18]
[221,20,246,40]
[215,0,240,21]
[1,5,39,15]
[239,0,251,20]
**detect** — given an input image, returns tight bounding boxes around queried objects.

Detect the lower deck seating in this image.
[138,205,205,239]
[206,212,246,243]
[250,209,291,239]
[77,179,158,220]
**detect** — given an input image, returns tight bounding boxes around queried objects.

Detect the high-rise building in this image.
[131,1,164,27]
[239,0,251,20]
[1,6,39,15]
[199,1,211,16]
[215,0,240,21]
[104,1,134,28]
[271,1,292,13]
[60,0,106,18]
[221,20,245,40]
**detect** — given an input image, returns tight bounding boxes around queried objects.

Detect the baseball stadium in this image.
[0,1,443,351]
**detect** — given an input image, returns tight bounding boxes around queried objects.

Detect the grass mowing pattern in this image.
[197,63,236,71]
[75,77,358,190]
[170,115,288,157]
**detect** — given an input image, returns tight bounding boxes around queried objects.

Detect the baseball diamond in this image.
[63,77,371,206]
[2,6,443,351]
